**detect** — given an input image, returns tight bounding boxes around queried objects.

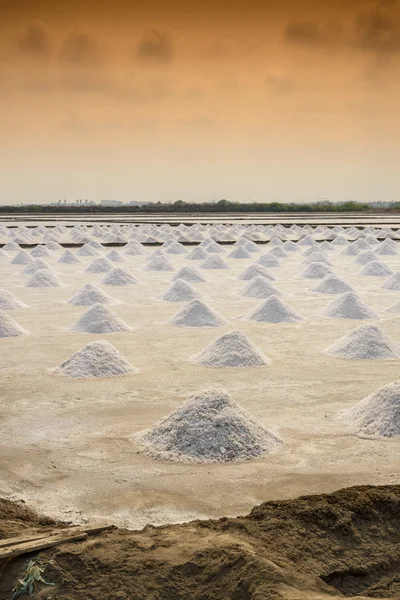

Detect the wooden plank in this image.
[0,532,88,560]
[0,522,114,550]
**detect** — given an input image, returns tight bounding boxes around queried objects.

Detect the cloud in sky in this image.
[136,30,173,62]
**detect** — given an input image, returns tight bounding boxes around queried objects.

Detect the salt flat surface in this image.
[0,235,400,530]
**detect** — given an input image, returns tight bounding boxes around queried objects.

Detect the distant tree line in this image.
[0,200,391,214]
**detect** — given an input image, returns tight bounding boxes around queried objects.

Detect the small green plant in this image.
[12,558,55,599]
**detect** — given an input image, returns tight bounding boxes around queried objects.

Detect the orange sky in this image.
[0,0,399,204]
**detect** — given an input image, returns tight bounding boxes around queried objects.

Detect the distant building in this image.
[100,200,123,207]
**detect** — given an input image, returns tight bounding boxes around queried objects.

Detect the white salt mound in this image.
[185,247,208,260]
[200,255,229,270]
[160,279,202,302]
[228,247,251,259]
[101,268,139,286]
[30,245,53,258]
[56,340,136,378]
[382,272,400,291]
[134,388,281,463]
[192,330,268,367]
[24,258,52,274]
[58,250,82,264]
[0,290,27,310]
[239,276,281,299]
[300,263,333,279]
[68,283,117,306]
[246,295,303,323]
[69,304,130,333]
[312,275,354,295]
[342,381,400,437]
[168,299,228,327]
[257,253,280,268]
[238,265,276,281]
[144,256,175,271]
[85,258,114,273]
[0,310,27,338]
[325,324,399,360]
[355,250,377,265]
[106,249,125,263]
[386,300,400,314]
[11,251,32,265]
[26,269,64,288]
[172,266,206,283]
[323,292,378,320]
[358,261,393,277]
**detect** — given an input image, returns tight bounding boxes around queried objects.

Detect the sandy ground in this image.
[0,244,400,529]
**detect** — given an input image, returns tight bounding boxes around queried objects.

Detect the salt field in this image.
[0,221,400,530]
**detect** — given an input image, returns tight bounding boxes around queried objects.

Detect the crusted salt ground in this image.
[134,388,281,463]
[245,295,303,323]
[228,247,251,259]
[106,249,125,263]
[58,250,82,264]
[256,253,280,268]
[185,246,209,260]
[26,269,64,288]
[0,290,27,310]
[358,261,393,277]
[341,381,400,438]
[30,245,53,258]
[355,250,377,265]
[56,340,137,378]
[85,258,114,273]
[172,266,206,283]
[199,255,229,270]
[23,258,52,275]
[144,256,175,271]
[68,304,130,333]
[192,330,268,367]
[322,292,379,320]
[101,268,139,286]
[238,264,276,281]
[168,299,228,327]
[0,310,27,338]
[382,272,400,291]
[312,275,354,295]
[325,324,399,360]
[239,276,281,299]
[160,279,202,302]
[68,283,117,306]
[11,250,32,265]
[299,263,333,279]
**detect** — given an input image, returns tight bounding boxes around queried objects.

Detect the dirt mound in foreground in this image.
[1,485,400,599]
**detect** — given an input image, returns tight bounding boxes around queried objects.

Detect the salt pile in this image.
[239,276,281,299]
[26,269,64,288]
[300,263,333,279]
[302,252,331,265]
[160,279,202,302]
[238,264,276,281]
[144,256,175,271]
[386,301,400,314]
[58,250,82,264]
[359,261,393,277]
[24,258,52,275]
[77,244,99,257]
[200,255,229,270]
[172,266,206,283]
[68,283,117,306]
[101,268,139,286]
[185,246,208,260]
[355,250,377,265]
[85,258,114,273]
[68,304,130,333]
[11,251,32,265]
[134,388,281,463]
[0,310,27,338]
[312,275,354,295]
[325,324,399,360]
[56,340,136,378]
[192,330,268,367]
[0,290,27,310]
[30,245,53,258]
[3,241,20,252]
[323,292,378,320]
[228,247,251,259]
[257,253,280,268]
[342,381,400,437]
[382,272,400,291]
[106,249,125,263]
[246,295,303,323]
[168,299,228,327]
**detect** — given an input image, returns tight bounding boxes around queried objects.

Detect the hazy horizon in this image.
[1,0,399,205]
